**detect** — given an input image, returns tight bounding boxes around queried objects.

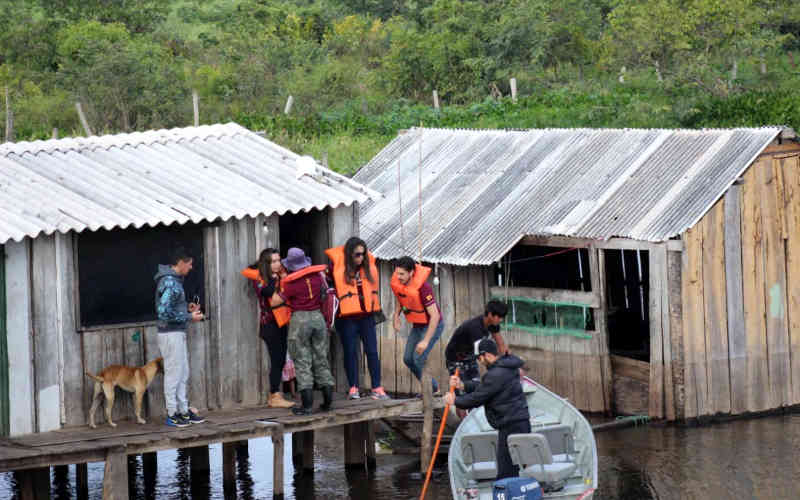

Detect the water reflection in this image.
[0,414,797,499]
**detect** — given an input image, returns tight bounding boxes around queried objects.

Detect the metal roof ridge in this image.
[0,122,249,157]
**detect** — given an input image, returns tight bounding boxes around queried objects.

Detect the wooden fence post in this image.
[284,95,294,115]
[510,78,517,103]
[192,89,199,127]
[4,86,13,142]
[432,90,440,111]
[75,101,93,136]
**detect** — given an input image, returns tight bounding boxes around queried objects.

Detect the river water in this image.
[1,413,798,499]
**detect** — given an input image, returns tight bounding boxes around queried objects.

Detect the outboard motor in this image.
[493,477,543,500]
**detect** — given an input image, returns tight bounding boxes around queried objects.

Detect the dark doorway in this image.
[497,245,591,291]
[604,249,650,362]
[279,208,330,265]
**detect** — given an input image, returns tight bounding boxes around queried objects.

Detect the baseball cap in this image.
[475,338,498,356]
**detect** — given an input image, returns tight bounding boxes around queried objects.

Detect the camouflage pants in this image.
[287,310,335,391]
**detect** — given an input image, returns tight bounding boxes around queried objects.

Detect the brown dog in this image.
[86,357,164,428]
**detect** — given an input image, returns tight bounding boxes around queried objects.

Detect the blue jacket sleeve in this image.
[157,280,190,323]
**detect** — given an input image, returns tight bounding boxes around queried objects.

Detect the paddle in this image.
[419,368,458,500]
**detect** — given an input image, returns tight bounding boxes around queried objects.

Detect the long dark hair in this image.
[250,248,280,283]
[344,236,374,284]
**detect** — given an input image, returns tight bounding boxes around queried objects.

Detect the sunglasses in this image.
[353,252,365,258]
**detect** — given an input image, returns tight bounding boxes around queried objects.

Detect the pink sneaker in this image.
[370,386,390,400]
[348,386,361,400]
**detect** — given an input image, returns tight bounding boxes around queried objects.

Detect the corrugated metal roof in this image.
[0,123,378,244]
[355,127,786,265]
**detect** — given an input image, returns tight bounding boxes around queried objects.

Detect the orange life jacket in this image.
[325,246,381,317]
[241,267,291,327]
[390,264,432,324]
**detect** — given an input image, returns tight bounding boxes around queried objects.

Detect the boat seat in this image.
[508,433,576,491]
[461,432,499,481]
[536,424,575,462]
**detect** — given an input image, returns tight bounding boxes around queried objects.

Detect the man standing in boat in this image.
[445,338,530,480]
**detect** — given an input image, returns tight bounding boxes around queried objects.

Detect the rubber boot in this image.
[320,386,333,412]
[292,389,313,416]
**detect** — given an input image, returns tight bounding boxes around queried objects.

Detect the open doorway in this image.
[604,248,650,416]
[279,208,330,265]
[604,249,650,362]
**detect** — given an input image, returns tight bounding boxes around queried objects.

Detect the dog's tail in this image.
[85,372,104,383]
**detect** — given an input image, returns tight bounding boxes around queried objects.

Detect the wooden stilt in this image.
[102,448,128,500]
[365,420,377,470]
[421,369,433,474]
[17,467,50,500]
[236,440,249,458]
[291,432,303,467]
[222,442,237,496]
[272,432,285,500]
[302,430,314,471]
[343,422,367,469]
[76,463,88,500]
[189,445,210,473]
[141,452,157,477]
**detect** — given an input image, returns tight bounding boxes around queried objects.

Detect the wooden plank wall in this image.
[375,259,610,413]
[375,263,487,397]
[681,151,800,418]
[22,216,282,430]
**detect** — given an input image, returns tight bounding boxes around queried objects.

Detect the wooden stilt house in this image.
[354,126,800,421]
[0,123,376,437]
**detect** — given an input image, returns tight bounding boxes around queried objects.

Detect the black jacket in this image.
[454,354,529,429]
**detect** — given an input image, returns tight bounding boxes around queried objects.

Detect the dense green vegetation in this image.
[1,0,799,174]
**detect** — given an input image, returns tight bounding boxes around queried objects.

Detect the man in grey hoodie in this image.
[155,247,205,427]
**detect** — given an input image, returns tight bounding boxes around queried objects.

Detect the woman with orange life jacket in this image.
[326,237,389,400]
[279,247,335,415]
[241,249,295,409]
[391,256,444,396]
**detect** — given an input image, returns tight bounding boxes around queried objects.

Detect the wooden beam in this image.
[489,286,599,308]
[667,250,685,420]
[344,422,367,470]
[520,235,682,252]
[272,432,285,500]
[649,244,666,419]
[141,453,156,485]
[17,467,50,500]
[102,447,128,500]
[589,248,613,413]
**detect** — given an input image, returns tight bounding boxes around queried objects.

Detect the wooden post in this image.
[192,89,199,127]
[292,432,303,467]
[52,128,58,140]
[366,420,376,470]
[272,431,285,500]
[141,452,157,483]
[344,421,370,470]
[420,368,433,474]
[236,440,249,458]
[17,467,50,500]
[189,445,210,474]
[5,86,13,142]
[510,78,518,103]
[222,442,237,496]
[432,90,440,111]
[76,463,89,500]
[102,447,129,500]
[75,101,93,136]
[302,430,314,471]
[284,95,294,115]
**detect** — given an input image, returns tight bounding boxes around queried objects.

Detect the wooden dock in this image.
[0,393,441,499]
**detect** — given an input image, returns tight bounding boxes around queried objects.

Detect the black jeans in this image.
[497,419,532,479]
[260,322,288,393]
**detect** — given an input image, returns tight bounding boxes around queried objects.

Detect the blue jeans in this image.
[403,321,444,393]
[336,315,381,389]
